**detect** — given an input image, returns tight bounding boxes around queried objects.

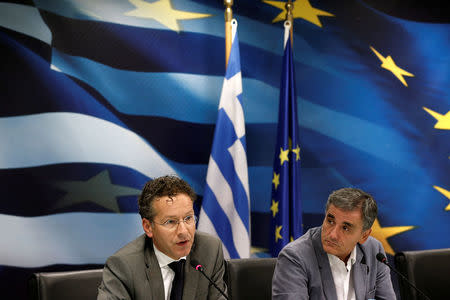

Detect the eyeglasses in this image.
[153,215,197,230]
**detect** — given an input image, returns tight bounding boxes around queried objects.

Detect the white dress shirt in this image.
[327,246,357,300]
[153,244,187,300]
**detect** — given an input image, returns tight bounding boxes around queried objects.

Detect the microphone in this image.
[190,260,229,300]
[376,253,431,300]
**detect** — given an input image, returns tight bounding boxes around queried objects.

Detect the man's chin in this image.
[175,243,192,256]
[323,244,338,256]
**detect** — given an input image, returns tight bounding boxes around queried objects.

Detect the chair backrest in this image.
[225,257,277,300]
[28,258,277,300]
[394,248,450,300]
[28,268,103,300]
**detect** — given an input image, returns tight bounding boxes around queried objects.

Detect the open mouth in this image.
[176,240,189,246]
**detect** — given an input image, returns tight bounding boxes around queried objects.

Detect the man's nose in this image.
[176,220,189,234]
[329,225,339,240]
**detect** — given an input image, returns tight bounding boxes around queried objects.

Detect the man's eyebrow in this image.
[343,222,354,227]
[326,213,335,219]
[162,211,195,219]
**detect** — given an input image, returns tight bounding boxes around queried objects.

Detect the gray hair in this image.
[325,187,377,231]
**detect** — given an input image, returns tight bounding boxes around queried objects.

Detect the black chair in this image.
[225,257,277,300]
[28,268,103,300]
[394,248,450,300]
[28,258,277,300]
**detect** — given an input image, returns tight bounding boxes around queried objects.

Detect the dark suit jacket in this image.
[272,226,396,300]
[97,231,227,300]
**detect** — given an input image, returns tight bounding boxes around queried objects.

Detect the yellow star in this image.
[370,218,415,256]
[270,199,279,217]
[50,170,141,212]
[292,144,301,161]
[125,0,212,32]
[290,236,294,242]
[275,225,283,242]
[370,46,414,87]
[263,0,334,28]
[272,172,280,190]
[433,186,450,211]
[423,107,450,130]
[279,147,290,165]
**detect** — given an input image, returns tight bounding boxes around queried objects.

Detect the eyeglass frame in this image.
[151,214,198,230]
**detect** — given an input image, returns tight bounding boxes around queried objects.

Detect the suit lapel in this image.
[313,228,337,300]
[144,238,165,300]
[182,256,200,300]
[352,244,368,300]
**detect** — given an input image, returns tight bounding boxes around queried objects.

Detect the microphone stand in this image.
[192,263,229,300]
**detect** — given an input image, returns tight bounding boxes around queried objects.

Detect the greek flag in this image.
[198,19,250,259]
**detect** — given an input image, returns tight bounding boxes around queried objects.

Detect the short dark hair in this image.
[325,187,377,231]
[138,175,197,220]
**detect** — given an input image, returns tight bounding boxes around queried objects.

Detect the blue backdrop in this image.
[0,0,448,299]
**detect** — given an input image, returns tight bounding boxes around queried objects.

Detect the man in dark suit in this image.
[98,175,227,300]
[272,188,396,300]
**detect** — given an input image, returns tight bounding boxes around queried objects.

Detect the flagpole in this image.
[224,0,233,68]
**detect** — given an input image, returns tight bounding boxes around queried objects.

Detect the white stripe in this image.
[219,72,245,138]
[0,112,176,178]
[0,3,52,45]
[205,157,250,258]
[0,213,142,267]
[228,139,250,201]
[197,211,231,259]
[231,19,237,41]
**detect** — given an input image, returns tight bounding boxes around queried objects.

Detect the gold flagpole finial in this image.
[285,0,294,23]
[224,0,233,22]
[224,0,234,68]
[285,0,294,42]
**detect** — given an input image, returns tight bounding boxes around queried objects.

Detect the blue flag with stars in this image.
[270,23,303,257]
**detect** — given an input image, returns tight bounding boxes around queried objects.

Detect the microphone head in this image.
[190,259,204,271]
[376,253,387,263]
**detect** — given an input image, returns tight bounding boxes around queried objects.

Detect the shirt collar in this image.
[349,245,357,265]
[327,245,358,269]
[153,243,187,268]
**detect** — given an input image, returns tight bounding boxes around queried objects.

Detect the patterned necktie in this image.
[168,259,185,300]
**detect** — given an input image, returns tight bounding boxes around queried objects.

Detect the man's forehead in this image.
[154,193,191,204]
[326,204,363,225]
[153,194,194,215]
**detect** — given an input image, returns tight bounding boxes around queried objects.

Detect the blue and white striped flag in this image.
[198,19,250,259]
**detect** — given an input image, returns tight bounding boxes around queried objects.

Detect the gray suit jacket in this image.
[97,231,227,300]
[272,227,396,300]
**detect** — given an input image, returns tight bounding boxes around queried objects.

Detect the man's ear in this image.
[142,218,153,238]
[359,228,372,244]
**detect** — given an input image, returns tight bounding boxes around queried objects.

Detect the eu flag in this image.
[270,23,303,257]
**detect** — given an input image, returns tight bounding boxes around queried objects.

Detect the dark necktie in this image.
[169,259,185,300]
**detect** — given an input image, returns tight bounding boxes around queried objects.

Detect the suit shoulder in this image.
[280,227,317,258]
[194,230,222,246]
[362,235,383,249]
[359,235,385,258]
[110,234,147,258]
[190,231,224,265]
